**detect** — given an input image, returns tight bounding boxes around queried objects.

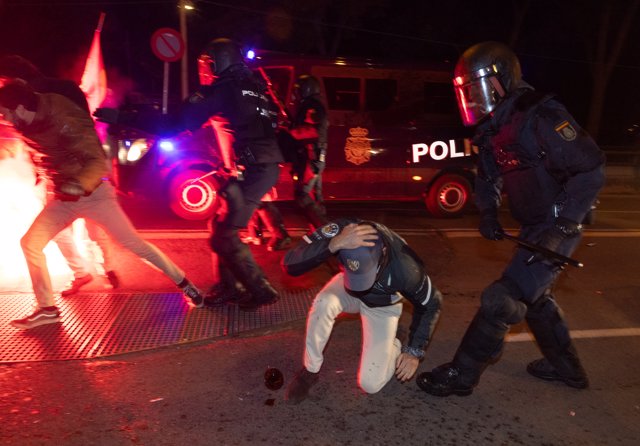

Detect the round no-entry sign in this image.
[150,28,184,62]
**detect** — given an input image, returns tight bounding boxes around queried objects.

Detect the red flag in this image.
[80,12,107,114]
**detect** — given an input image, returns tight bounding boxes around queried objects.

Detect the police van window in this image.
[424,82,458,115]
[323,77,360,111]
[365,79,397,111]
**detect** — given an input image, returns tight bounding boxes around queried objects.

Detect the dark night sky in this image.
[1,0,639,143]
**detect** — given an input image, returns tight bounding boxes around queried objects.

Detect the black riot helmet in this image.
[452,41,522,126]
[294,74,321,99]
[197,38,244,85]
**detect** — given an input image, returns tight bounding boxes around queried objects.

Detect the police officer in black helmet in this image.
[288,74,329,228]
[183,38,285,310]
[417,41,605,396]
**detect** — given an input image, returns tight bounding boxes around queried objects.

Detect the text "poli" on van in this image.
[411,139,476,163]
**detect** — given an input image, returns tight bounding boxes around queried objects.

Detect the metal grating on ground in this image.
[0,287,319,363]
[231,288,320,335]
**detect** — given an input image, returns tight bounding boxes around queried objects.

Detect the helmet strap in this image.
[489,76,506,99]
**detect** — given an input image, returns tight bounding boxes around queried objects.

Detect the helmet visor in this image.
[453,75,503,126]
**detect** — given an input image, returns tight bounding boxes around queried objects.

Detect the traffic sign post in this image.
[150,28,185,114]
[162,62,170,115]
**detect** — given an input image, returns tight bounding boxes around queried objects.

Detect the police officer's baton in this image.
[189,168,244,186]
[501,232,584,268]
[189,170,217,184]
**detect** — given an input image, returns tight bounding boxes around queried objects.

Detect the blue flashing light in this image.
[159,140,175,152]
[246,49,256,60]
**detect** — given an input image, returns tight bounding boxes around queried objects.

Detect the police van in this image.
[108,51,476,220]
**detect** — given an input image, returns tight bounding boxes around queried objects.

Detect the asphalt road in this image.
[1,190,639,445]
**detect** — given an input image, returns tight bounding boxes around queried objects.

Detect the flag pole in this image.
[97,11,106,33]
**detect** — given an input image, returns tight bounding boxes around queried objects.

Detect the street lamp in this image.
[178,0,195,100]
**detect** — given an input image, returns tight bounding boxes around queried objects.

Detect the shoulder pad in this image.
[514,90,554,112]
[533,99,580,141]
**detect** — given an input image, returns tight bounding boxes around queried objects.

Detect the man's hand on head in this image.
[328,223,378,253]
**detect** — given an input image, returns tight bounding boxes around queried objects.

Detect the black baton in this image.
[501,232,584,268]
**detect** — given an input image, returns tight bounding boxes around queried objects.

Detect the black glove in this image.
[526,217,581,265]
[55,179,85,200]
[215,165,244,183]
[479,209,504,240]
[93,107,120,124]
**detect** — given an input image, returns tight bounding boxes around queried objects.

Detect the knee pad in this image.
[526,293,570,346]
[527,292,559,317]
[525,293,581,376]
[480,278,527,325]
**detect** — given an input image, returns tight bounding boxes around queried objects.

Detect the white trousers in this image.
[21,182,185,307]
[304,273,403,394]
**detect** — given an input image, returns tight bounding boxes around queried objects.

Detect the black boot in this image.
[241,213,264,245]
[257,204,292,251]
[296,194,328,229]
[525,294,589,389]
[285,368,319,404]
[267,224,292,251]
[204,261,247,307]
[212,229,279,311]
[417,362,476,397]
[302,202,329,228]
[526,358,588,389]
[237,279,279,311]
[417,311,509,397]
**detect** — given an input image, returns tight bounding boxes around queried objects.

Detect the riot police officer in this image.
[288,74,329,228]
[418,41,605,396]
[183,38,285,310]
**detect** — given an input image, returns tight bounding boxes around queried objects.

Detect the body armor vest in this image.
[480,91,564,224]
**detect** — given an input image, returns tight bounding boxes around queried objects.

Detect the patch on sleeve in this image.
[320,223,340,238]
[554,121,577,141]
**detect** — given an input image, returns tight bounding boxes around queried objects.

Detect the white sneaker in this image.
[11,307,61,329]
[180,280,204,308]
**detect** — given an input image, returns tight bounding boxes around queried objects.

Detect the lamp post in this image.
[178,0,194,100]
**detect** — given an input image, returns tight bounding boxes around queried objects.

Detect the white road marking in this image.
[507,328,640,342]
[137,229,638,344]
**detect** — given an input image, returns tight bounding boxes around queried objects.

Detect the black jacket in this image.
[474,86,605,226]
[182,65,284,165]
[291,95,328,156]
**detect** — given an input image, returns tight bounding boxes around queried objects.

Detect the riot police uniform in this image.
[288,75,329,228]
[183,38,285,309]
[418,41,605,397]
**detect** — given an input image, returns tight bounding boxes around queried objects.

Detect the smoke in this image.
[0,135,74,293]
